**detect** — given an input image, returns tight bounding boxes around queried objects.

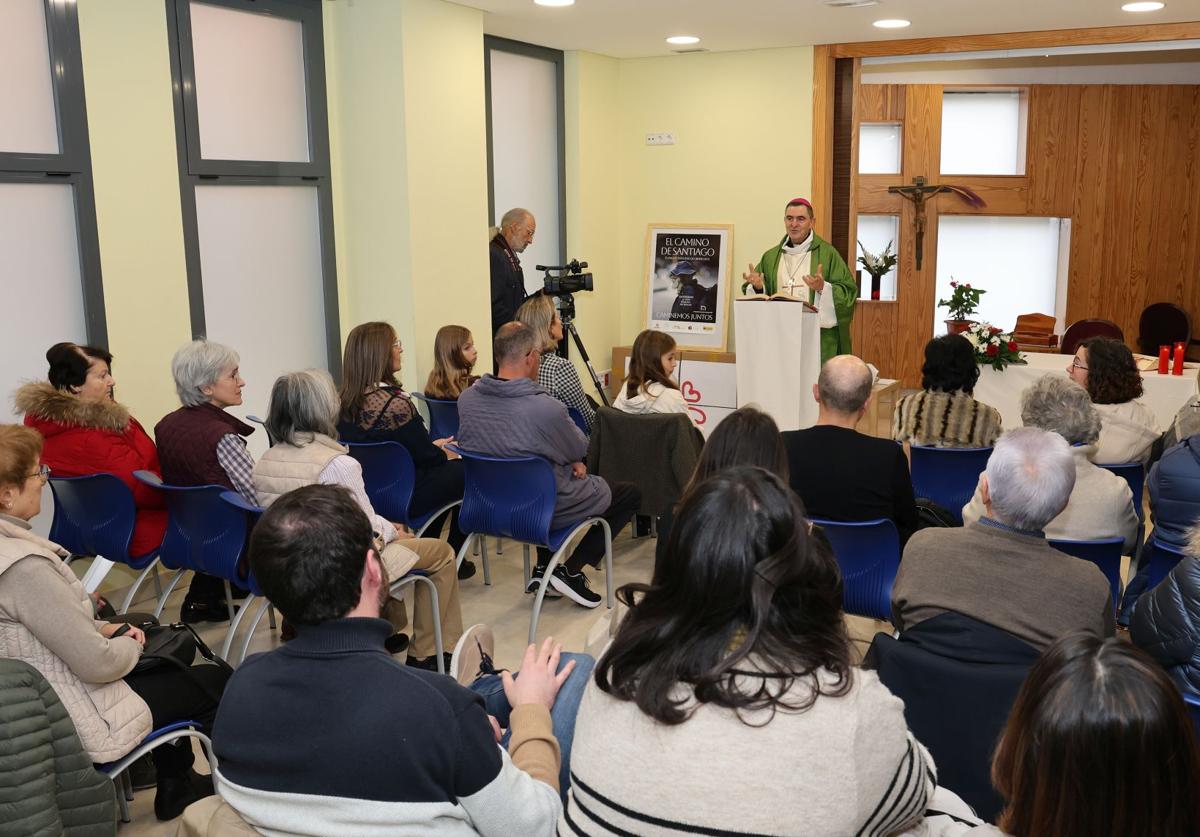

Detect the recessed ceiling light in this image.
[533,0,574,6]
[1121,1,1164,10]
[873,18,912,28]
[666,35,701,45]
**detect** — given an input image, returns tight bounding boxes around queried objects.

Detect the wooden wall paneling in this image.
[1067,85,1115,330]
[831,57,857,259]
[1125,87,1173,334]
[856,179,905,213]
[1178,88,1200,324]
[812,45,837,240]
[851,301,900,377]
[1024,86,1081,217]
[857,84,905,123]
[830,22,1200,58]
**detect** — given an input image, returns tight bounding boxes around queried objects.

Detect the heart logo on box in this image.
[688,405,707,425]
[681,381,702,403]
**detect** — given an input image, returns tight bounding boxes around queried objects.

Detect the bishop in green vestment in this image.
[741,197,857,362]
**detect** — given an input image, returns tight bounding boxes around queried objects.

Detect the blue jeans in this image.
[468,651,594,798]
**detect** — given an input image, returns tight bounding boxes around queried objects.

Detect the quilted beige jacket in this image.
[0,516,151,762]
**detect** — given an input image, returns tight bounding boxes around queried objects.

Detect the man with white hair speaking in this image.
[490,208,536,335]
[891,427,1115,651]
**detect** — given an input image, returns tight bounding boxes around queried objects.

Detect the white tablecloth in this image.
[733,298,821,431]
[975,352,1199,431]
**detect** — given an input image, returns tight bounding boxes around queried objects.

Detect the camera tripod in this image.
[557,293,610,408]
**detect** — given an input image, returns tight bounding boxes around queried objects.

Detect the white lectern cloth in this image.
[734,298,822,432]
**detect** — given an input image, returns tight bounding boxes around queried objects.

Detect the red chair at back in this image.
[1060,318,1123,356]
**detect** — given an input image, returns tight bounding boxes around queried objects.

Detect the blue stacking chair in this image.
[344,441,461,536]
[1142,536,1188,593]
[909,445,992,524]
[1048,537,1124,609]
[412,392,460,440]
[48,474,164,614]
[244,414,276,446]
[810,517,900,622]
[1097,462,1146,556]
[567,406,590,436]
[98,721,214,823]
[449,445,614,643]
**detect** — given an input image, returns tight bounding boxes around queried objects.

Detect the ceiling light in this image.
[1121,2,1165,10]
[533,0,574,6]
[666,35,701,45]
[873,19,912,29]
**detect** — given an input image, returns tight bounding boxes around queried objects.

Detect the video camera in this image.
[536,259,594,296]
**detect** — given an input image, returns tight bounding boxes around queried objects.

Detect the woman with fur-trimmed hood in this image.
[14,342,166,557]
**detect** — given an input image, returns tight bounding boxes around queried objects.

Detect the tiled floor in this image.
[104,528,885,834]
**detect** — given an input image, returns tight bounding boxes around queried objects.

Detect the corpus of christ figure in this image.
[887,177,986,270]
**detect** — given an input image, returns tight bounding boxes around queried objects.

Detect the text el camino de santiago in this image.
[660,237,716,257]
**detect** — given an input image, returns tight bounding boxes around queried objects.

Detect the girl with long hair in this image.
[613,330,690,417]
[424,325,479,400]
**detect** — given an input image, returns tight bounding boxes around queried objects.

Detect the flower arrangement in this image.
[937,279,985,322]
[857,239,898,278]
[962,321,1025,371]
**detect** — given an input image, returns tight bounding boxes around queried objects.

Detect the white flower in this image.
[964,331,980,348]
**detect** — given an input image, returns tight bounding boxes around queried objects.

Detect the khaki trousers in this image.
[380,537,463,659]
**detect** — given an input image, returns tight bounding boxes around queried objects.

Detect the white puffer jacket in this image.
[0,517,151,762]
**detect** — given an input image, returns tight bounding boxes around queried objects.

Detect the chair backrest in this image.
[810,517,900,622]
[1144,536,1188,592]
[1047,537,1124,608]
[1060,318,1124,356]
[134,473,253,588]
[244,414,276,446]
[419,394,460,440]
[47,474,150,565]
[1138,302,1191,357]
[451,446,556,548]
[343,441,417,525]
[1097,462,1145,521]
[909,446,992,524]
[567,406,590,436]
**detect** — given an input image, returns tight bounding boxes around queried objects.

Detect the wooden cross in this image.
[887,176,986,270]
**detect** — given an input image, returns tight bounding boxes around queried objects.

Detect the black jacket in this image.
[863,611,1041,823]
[1130,554,1200,699]
[490,234,527,334]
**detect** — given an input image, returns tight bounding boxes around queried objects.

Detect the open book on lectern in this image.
[738,293,818,313]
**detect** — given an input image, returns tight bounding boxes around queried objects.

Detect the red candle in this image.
[1160,345,1171,374]
[1172,342,1186,376]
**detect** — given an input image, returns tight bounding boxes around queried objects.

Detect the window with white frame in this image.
[940,91,1026,175]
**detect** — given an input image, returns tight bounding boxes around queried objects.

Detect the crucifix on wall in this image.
[887,176,987,270]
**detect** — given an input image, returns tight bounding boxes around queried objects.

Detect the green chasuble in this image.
[741,233,857,362]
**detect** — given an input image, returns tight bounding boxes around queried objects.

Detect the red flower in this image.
[1007,341,1019,351]
[965,283,972,289]
[986,344,999,357]
[950,281,958,288]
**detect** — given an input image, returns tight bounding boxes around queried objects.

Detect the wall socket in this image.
[645,132,675,146]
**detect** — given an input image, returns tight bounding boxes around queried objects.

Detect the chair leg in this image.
[600,520,614,610]
[235,598,273,667]
[221,594,258,662]
[412,575,443,674]
[118,558,163,614]
[114,779,130,823]
[480,537,491,586]
[122,770,134,801]
[224,580,235,624]
[522,544,531,587]
[152,568,188,619]
[495,537,503,555]
[529,544,572,645]
[268,604,277,630]
[151,564,163,600]
[455,534,476,570]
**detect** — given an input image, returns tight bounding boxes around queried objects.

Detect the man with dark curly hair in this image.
[1067,337,1161,464]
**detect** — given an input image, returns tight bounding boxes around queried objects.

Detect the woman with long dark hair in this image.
[893,334,1002,449]
[987,634,1200,836]
[1068,336,1160,464]
[564,466,935,836]
[336,322,474,580]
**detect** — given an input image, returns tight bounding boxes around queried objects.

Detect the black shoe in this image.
[525,564,562,598]
[457,559,477,580]
[385,633,410,655]
[406,652,453,673]
[154,769,214,821]
[227,582,252,600]
[550,565,602,608]
[180,600,234,624]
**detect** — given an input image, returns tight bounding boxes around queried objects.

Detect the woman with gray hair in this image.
[155,339,256,623]
[252,369,463,669]
[961,375,1138,550]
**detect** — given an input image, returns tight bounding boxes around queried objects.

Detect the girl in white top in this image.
[614,330,690,418]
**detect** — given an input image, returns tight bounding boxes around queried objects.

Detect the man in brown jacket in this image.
[892,426,1115,650]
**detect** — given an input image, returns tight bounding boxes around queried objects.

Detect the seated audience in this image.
[564,467,936,836]
[1161,394,1200,450]
[0,425,226,821]
[1129,520,1200,702]
[423,324,480,399]
[211,484,580,835]
[783,354,919,545]
[979,634,1200,837]
[895,427,1115,650]
[15,342,166,557]
[962,375,1138,551]
[1068,336,1160,464]
[155,339,255,623]
[457,323,640,607]
[613,330,689,418]
[254,369,462,668]
[336,321,474,580]
[1146,431,1200,549]
[516,294,596,430]
[892,334,1002,448]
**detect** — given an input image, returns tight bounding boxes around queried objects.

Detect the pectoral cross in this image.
[887,176,986,270]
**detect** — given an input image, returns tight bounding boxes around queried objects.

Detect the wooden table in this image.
[858,378,901,439]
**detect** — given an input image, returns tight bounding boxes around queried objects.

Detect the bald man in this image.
[490,208,536,335]
[782,355,918,545]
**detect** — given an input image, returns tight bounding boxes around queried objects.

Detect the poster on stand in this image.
[643,224,733,351]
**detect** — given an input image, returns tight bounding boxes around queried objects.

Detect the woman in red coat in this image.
[15,343,166,557]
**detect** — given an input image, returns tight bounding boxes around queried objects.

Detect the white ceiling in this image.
[465,0,1200,59]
